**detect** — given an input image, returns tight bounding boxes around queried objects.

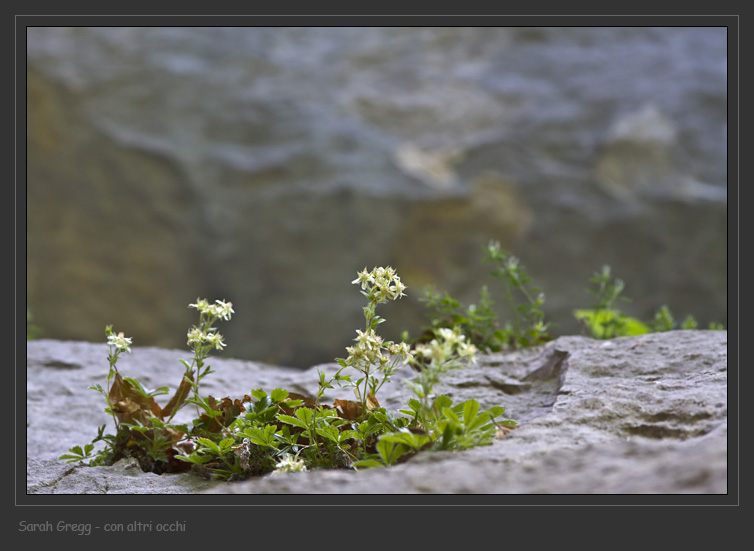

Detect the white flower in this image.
[273,454,307,474]
[390,278,407,299]
[189,298,211,314]
[436,327,464,348]
[187,328,226,350]
[352,268,374,290]
[107,331,132,353]
[210,299,234,321]
[388,341,411,359]
[187,327,204,346]
[204,332,226,350]
[355,329,380,349]
[458,342,478,361]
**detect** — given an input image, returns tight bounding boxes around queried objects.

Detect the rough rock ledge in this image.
[26,330,727,494]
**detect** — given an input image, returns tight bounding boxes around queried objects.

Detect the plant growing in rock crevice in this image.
[574,265,725,339]
[60,269,515,481]
[416,240,552,353]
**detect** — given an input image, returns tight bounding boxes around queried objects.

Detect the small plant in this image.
[419,285,500,352]
[575,266,725,338]
[484,241,551,348]
[60,301,234,473]
[329,266,410,415]
[353,325,512,469]
[417,241,551,352]
[574,265,649,339]
[61,270,515,481]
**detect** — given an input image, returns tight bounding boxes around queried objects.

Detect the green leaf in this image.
[194,437,221,455]
[574,309,650,338]
[441,407,461,425]
[465,412,493,433]
[270,388,289,403]
[58,455,84,463]
[433,395,453,411]
[218,438,235,451]
[339,430,360,441]
[295,407,314,425]
[487,406,505,419]
[376,438,409,465]
[315,426,340,443]
[277,414,308,429]
[352,459,386,469]
[251,389,268,401]
[381,430,430,451]
[408,398,422,413]
[240,426,279,449]
[462,400,480,426]
[175,454,213,465]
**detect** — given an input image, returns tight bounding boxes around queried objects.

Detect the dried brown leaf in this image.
[108,372,162,425]
[160,372,194,420]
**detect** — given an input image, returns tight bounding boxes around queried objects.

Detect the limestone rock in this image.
[26,330,727,494]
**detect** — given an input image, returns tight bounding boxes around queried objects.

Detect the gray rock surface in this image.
[26,27,727,368]
[26,329,727,494]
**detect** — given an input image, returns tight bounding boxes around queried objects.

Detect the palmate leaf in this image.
[487,406,506,419]
[295,407,314,425]
[239,425,279,449]
[251,389,268,402]
[465,411,496,433]
[176,453,214,465]
[270,388,289,403]
[462,400,480,426]
[352,458,385,469]
[380,430,431,452]
[58,443,96,463]
[315,425,341,443]
[375,438,410,466]
[194,437,222,455]
[574,308,650,338]
[441,407,461,425]
[433,395,453,411]
[58,454,84,462]
[218,438,235,451]
[277,414,308,429]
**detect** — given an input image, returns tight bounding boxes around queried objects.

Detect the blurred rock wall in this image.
[26,27,728,367]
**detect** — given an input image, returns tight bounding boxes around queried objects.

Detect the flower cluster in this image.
[412,327,478,366]
[186,327,226,350]
[272,454,307,474]
[189,298,234,321]
[185,298,233,352]
[344,329,411,368]
[352,266,406,304]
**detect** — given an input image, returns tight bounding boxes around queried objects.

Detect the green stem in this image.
[360,299,378,415]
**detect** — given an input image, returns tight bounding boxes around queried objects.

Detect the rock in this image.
[26,27,727,368]
[26,458,219,495]
[26,329,727,494]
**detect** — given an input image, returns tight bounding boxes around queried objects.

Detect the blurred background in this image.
[26,27,728,368]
